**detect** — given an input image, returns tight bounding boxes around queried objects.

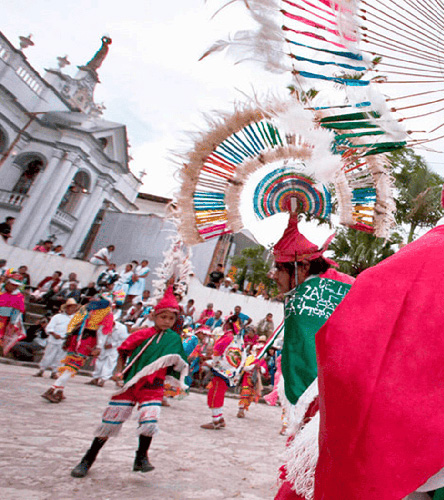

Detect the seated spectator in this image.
[30,271,63,302]
[134,307,155,330]
[60,272,79,290]
[198,303,214,324]
[132,289,151,307]
[17,265,31,291]
[90,244,115,266]
[11,316,49,361]
[96,263,119,289]
[206,263,225,289]
[46,282,81,312]
[234,305,252,330]
[185,298,196,318]
[243,326,259,352]
[219,277,233,292]
[79,282,98,305]
[183,298,196,328]
[0,216,15,242]
[123,302,144,326]
[256,313,275,339]
[205,309,223,330]
[33,240,53,253]
[49,244,64,256]
[231,284,241,293]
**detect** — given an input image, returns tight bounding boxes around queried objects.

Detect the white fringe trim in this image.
[285,412,319,500]
[287,378,319,437]
[282,379,320,500]
[114,354,189,396]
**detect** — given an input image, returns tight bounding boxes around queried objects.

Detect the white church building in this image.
[0,32,141,257]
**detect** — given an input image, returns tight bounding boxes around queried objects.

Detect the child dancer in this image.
[237,336,268,418]
[71,286,188,478]
[200,316,246,430]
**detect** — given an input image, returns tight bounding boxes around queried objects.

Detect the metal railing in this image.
[0,189,27,209]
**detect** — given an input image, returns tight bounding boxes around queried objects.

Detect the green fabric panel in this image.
[281,277,352,404]
[124,329,188,384]
[433,488,444,500]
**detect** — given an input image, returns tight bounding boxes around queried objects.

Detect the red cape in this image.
[315,225,444,500]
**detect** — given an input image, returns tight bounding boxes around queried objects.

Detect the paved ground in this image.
[0,363,286,500]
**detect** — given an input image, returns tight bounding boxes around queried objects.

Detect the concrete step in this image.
[24,311,48,325]
[25,301,48,315]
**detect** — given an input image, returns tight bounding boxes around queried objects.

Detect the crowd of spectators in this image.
[206,263,274,300]
[1,251,280,394]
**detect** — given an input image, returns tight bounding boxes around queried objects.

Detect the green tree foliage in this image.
[389,148,444,242]
[231,245,276,293]
[329,228,402,277]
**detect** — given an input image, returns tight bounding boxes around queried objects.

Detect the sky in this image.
[3,0,307,246]
[3,1,443,248]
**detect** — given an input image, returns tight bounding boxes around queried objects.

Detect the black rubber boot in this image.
[133,454,155,472]
[133,435,154,472]
[71,437,107,478]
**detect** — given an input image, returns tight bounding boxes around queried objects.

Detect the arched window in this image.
[12,154,46,195]
[58,170,91,214]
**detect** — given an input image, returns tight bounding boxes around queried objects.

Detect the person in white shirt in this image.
[132,289,151,308]
[87,321,129,387]
[33,299,79,378]
[90,245,115,266]
[219,277,233,292]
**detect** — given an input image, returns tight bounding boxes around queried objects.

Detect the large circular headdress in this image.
[174,97,395,245]
[253,168,332,220]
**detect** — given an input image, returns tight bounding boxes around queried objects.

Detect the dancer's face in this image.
[155,310,177,331]
[269,265,291,293]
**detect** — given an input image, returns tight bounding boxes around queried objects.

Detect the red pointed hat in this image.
[273,213,335,263]
[154,286,180,314]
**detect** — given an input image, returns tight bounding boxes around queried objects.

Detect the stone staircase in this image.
[24,299,49,327]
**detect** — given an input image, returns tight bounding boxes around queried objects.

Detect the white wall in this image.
[185,276,284,326]
[0,240,103,287]
[0,240,284,326]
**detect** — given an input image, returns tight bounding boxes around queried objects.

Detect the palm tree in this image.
[389,148,444,242]
[329,228,402,277]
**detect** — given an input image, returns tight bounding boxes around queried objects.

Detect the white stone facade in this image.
[0,32,141,257]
